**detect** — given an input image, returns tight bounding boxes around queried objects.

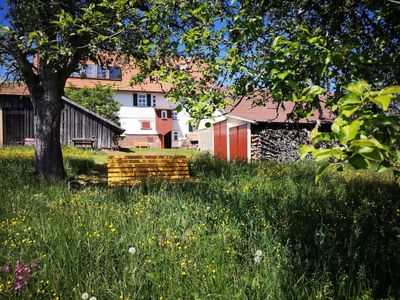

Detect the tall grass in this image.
[0,147,399,299]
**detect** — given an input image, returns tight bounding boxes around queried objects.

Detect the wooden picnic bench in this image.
[107,155,199,187]
[71,138,96,149]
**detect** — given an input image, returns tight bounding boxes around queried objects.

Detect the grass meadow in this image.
[0,147,399,299]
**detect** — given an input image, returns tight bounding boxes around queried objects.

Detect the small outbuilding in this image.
[198,96,334,162]
[0,85,124,149]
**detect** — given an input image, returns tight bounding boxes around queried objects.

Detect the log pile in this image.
[251,127,309,161]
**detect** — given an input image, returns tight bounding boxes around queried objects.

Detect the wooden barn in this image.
[0,86,124,149]
[198,96,334,162]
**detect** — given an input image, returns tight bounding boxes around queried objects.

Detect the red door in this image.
[214,120,227,160]
[229,125,248,160]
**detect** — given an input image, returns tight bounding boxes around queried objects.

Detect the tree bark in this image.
[28,68,66,180]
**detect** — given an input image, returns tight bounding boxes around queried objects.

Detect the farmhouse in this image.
[0,85,124,149]
[66,61,197,149]
[0,60,200,149]
[198,95,334,161]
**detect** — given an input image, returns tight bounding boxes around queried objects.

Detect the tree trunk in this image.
[29,72,66,180]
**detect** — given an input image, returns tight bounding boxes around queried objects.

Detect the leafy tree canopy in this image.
[131,0,400,181]
[65,84,121,125]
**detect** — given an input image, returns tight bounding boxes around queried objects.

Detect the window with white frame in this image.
[172,110,178,120]
[173,131,179,141]
[161,110,168,119]
[138,95,147,107]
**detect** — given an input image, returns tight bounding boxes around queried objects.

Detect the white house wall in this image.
[114,91,194,147]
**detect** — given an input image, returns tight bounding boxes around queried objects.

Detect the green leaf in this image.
[313,148,344,161]
[338,120,361,145]
[340,93,362,105]
[315,163,333,183]
[344,80,370,95]
[360,149,384,161]
[331,117,346,135]
[377,160,392,173]
[340,106,359,118]
[370,94,392,111]
[299,145,314,159]
[310,126,319,140]
[302,85,325,96]
[380,86,400,95]
[349,154,371,169]
[277,70,290,80]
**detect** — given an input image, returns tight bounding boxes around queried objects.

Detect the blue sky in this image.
[0,0,8,26]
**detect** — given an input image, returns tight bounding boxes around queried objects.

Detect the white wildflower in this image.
[254,249,263,263]
[81,292,89,300]
[89,297,97,300]
[128,247,136,254]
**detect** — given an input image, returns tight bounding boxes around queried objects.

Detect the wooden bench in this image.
[107,155,198,187]
[71,138,96,149]
[133,142,150,148]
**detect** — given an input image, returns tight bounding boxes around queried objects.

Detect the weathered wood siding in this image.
[60,104,114,149]
[0,95,117,148]
[0,95,34,145]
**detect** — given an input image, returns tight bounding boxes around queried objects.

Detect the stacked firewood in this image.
[251,128,309,162]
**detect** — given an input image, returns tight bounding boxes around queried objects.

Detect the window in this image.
[70,64,122,80]
[152,96,156,107]
[141,121,151,130]
[109,66,122,79]
[188,123,196,132]
[161,110,168,119]
[83,64,97,78]
[138,95,147,107]
[173,131,179,141]
[172,110,178,120]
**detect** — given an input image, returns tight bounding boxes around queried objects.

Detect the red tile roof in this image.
[0,83,29,96]
[225,94,334,124]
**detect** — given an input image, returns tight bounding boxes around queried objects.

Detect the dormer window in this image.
[70,64,122,80]
[161,110,168,119]
[172,110,178,120]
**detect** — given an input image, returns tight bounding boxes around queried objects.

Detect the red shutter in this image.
[141,121,151,129]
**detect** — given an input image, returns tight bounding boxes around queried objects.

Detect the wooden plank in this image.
[108,162,188,167]
[108,166,189,172]
[108,175,190,182]
[108,171,190,177]
[108,155,187,160]
[108,161,187,166]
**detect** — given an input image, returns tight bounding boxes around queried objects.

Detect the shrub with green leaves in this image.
[65,84,121,125]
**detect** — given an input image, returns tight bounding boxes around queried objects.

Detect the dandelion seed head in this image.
[254,255,262,263]
[255,250,263,257]
[81,292,89,300]
[89,297,97,300]
[128,247,136,254]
